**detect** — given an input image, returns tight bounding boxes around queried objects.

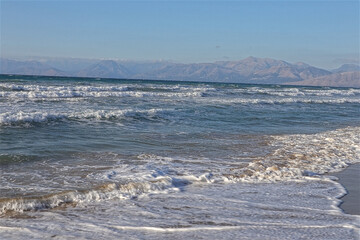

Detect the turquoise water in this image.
[0,75,359,239]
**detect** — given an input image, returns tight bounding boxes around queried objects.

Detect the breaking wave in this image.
[224,126,360,182]
[0,109,169,126]
[1,83,359,104]
[1,126,358,214]
[0,83,207,100]
[0,173,213,214]
[201,98,360,105]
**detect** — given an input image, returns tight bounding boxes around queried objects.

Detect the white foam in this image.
[234,87,360,97]
[225,126,360,182]
[0,83,208,100]
[0,111,66,125]
[1,82,359,106]
[112,222,358,233]
[0,158,219,214]
[94,126,360,186]
[0,83,130,93]
[1,177,358,240]
[0,108,169,125]
[0,175,179,214]
[112,225,247,232]
[201,98,360,105]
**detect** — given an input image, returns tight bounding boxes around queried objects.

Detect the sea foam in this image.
[0,108,169,126]
[225,126,360,182]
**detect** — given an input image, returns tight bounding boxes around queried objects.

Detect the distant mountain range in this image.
[1,59,67,77]
[288,71,360,88]
[0,57,359,87]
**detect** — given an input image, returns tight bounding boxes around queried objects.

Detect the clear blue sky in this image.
[1,0,359,69]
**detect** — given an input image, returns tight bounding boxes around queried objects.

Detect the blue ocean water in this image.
[0,75,359,239]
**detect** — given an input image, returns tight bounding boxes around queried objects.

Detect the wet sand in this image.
[333,164,360,215]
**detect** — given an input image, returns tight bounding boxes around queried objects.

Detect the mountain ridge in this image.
[287,71,360,88]
[0,57,359,87]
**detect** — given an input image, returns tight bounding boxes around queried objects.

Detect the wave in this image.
[227,87,360,97]
[0,109,169,126]
[2,83,359,102]
[0,83,216,93]
[0,173,213,214]
[0,83,131,92]
[0,83,208,100]
[224,126,360,182]
[202,98,360,105]
[0,126,358,214]
[0,112,66,125]
[129,127,360,184]
[123,127,359,184]
[0,90,206,100]
[2,92,358,105]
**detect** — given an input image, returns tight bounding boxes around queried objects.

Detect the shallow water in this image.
[333,164,360,215]
[0,75,359,239]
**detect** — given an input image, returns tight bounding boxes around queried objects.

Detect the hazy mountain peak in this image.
[77,60,131,78]
[242,56,275,63]
[332,64,360,73]
[240,56,290,66]
[97,59,118,65]
[294,62,310,68]
[243,56,258,62]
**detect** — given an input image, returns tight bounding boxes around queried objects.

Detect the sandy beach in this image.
[334,164,360,215]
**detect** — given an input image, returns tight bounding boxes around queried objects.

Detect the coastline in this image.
[333,164,360,215]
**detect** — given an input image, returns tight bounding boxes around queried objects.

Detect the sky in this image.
[1,0,359,69]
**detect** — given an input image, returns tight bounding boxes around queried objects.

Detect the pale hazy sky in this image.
[1,0,359,69]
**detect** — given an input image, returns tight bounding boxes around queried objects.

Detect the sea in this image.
[0,74,359,239]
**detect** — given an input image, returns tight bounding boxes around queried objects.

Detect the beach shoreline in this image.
[332,164,360,215]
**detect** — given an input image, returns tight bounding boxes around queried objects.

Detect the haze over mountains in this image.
[0,57,359,87]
